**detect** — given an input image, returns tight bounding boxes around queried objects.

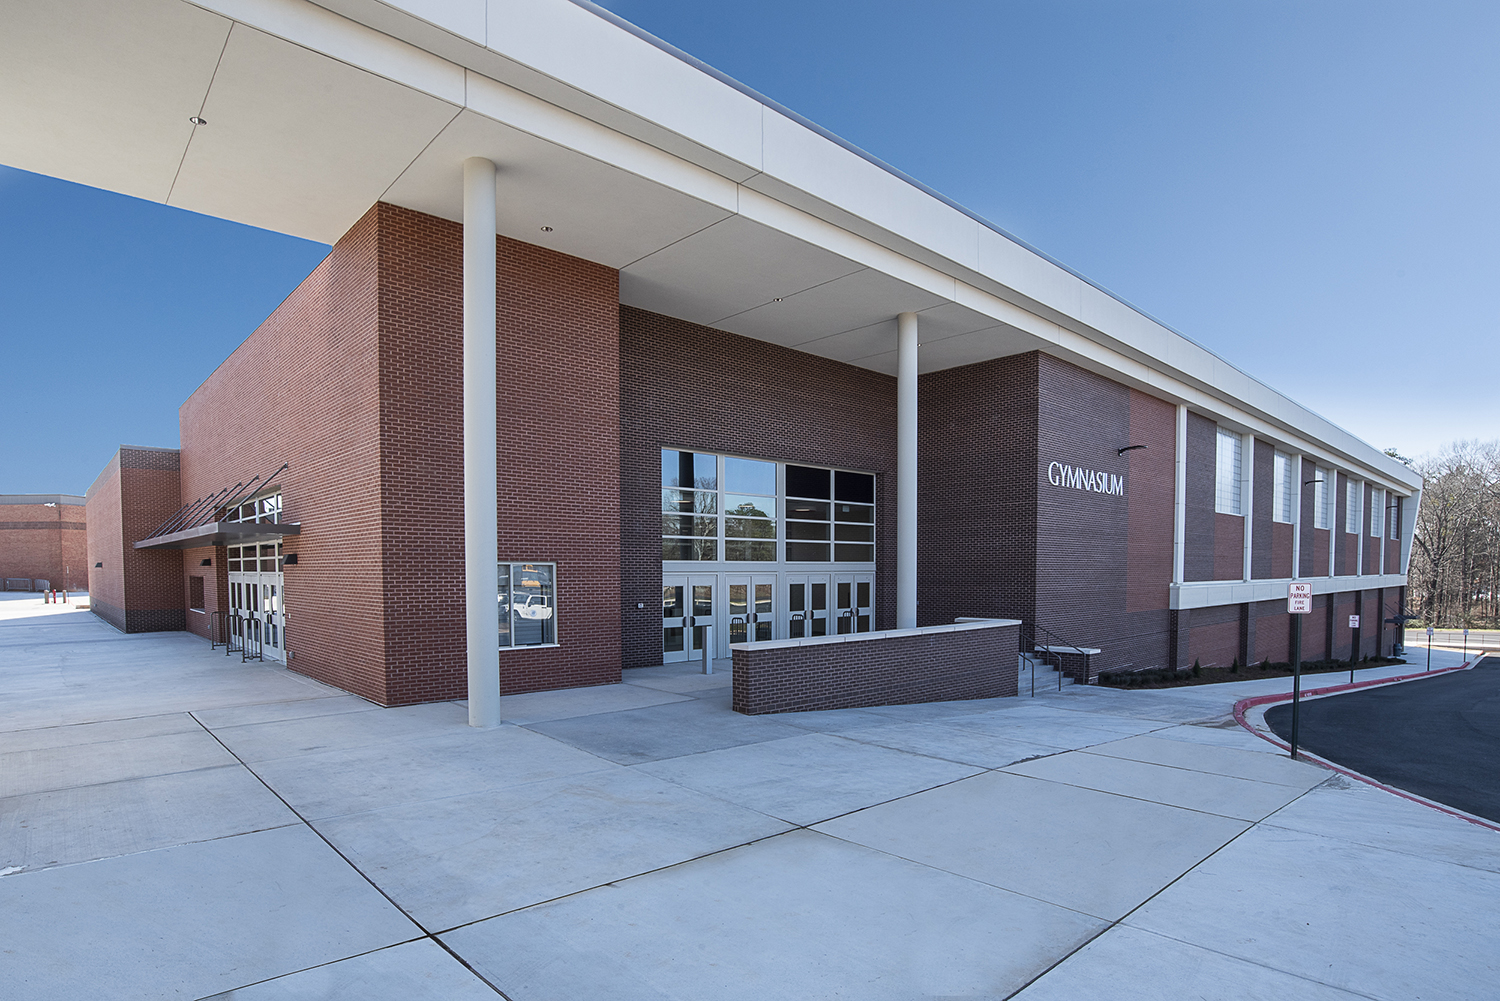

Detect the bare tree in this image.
[1409,440,1500,627]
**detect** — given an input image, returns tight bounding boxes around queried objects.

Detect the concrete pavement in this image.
[1,593,1496,999]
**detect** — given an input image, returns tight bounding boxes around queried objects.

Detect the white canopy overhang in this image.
[0,0,1422,494]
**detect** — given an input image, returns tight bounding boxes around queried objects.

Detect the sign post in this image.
[1348,614,1360,683]
[1288,583,1313,759]
[1463,626,1469,663]
[1427,625,1434,671]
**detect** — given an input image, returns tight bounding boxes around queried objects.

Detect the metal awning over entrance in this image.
[133,463,297,550]
[134,520,300,550]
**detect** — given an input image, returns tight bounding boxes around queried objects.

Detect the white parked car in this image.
[513,594,554,620]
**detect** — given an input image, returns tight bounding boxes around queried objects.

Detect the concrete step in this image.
[1018,656,1073,696]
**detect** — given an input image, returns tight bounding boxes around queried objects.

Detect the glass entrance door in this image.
[663,574,716,663]
[833,573,873,635]
[727,574,776,646]
[228,542,286,664]
[786,574,830,639]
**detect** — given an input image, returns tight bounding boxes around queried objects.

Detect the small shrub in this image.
[1229,659,1239,674]
[1192,663,1201,678]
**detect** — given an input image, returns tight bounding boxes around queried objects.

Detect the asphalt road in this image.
[1266,662,1500,823]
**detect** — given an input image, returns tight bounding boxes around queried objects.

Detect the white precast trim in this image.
[195,0,466,102]
[458,71,740,213]
[1400,487,1422,575]
[1291,454,1303,579]
[1172,405,1187,584]
[1242,434,1255,582]
[463,156,500,727]
[1172,574,1408,611]
[1329,473,1339,577]
[896,312,919,631]
[1355,480,1364,576]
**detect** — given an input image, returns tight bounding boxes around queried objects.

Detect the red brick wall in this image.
[919,352,1038,630]
[84,448,185,632]
[0,498,86,590]
[182,545,225,641]
[86,454,125,628]
[374,205,623,701]
[179,203,622,704]
[1214,513,1244,581]
[1183,413,1217,581]
[1249,599,1290,663]
[732,622,1019,714]
[1187,602,1239,667]
[620,305,897,671]
[1250,440,1275,579]
[180,207,386,696]
[1270,523,1293,579]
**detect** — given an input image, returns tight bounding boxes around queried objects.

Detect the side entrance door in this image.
[786,573,830,639]
[727,574,776,649]
[833,573,874,634]
[662,574,716,663]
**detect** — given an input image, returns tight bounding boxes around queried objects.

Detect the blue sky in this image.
[2,0,1495,494]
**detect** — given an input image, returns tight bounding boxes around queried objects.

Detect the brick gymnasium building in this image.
[13,0,1420,719]
[0,495,88,594]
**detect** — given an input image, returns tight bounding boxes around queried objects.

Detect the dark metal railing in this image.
[139,462,290,542]
[241,616,263,663]
[1021,620,1097,686]
[209,610,229,651]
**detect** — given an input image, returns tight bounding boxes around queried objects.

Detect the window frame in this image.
[660,449,877,566]
[1272,451,1294,524]
[1214,429,1243,516]
[498,561,559,650]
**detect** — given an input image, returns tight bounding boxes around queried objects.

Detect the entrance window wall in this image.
[660,449,877,662]
[661,449,875,564]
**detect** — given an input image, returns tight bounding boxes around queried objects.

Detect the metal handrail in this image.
[1024,621,1097,685]
[226,613,246,656]
[208,610,228,650]
[242,616,263,663]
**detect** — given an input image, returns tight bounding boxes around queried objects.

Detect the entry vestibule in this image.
[228,541,286,663]
[662,570,874,661]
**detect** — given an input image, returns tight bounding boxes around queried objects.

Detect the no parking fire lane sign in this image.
[1288,582,1312,614]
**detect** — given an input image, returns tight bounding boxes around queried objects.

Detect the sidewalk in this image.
[2,594,1495,999]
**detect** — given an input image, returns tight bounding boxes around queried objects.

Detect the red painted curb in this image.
[1233,658,1500,834]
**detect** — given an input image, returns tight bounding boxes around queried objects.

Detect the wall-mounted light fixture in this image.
[200,558,212,567]
[1304,478,1324,486]
[283,553,299,566]
[1117,445,1147,455]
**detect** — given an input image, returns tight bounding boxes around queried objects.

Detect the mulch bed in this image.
[1099,657,1407,689]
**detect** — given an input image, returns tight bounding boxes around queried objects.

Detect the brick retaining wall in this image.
[732,620,1020,715]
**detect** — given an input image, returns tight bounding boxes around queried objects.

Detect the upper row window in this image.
[1214,429,1242,516]
[1346,480,1362,535]
[1272,451,1294,523]
[661,450,875,563]
[227,491,281,525]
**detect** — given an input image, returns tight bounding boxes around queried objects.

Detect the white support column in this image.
[1291,454,1303,579]
[463,157,500,728]
[1242,434,1255,582]
[1355,480,1364,576]
[1328,472,1338,577]
[896,312,919,630]
[1172,405,1187,584]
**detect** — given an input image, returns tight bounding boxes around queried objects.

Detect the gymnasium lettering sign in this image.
[1047,461,1124,497]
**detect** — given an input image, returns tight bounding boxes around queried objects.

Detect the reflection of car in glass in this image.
[513,594,554,620]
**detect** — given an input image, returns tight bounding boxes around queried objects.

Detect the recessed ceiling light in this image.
[189,116,208,126]
[539,225,553,232]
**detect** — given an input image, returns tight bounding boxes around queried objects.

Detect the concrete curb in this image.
[1232,656,1500,834]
